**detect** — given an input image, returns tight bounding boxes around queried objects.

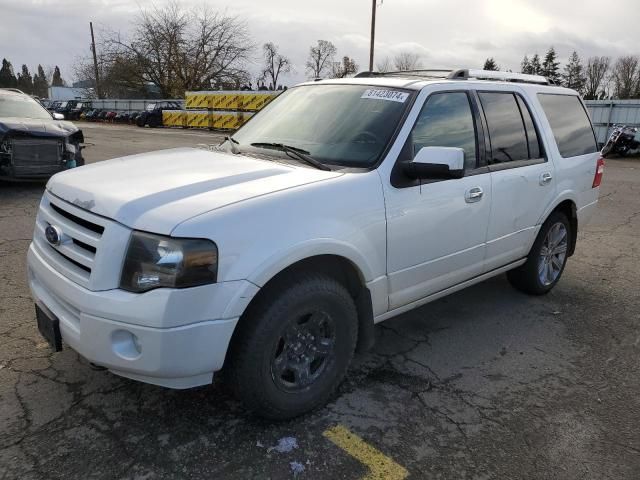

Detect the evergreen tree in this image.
[483,58,499,71]
[0,59,18,88]
[563,51,586,93]
[17,64,33,94]
[542,47,561,83]
[521,56,533,74]
[32,64,49,98]
[51,66,64,87]
[530,54,542,75]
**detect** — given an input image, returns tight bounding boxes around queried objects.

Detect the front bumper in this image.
[27,243,257,389]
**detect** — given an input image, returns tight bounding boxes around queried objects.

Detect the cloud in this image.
[1,0,638,87]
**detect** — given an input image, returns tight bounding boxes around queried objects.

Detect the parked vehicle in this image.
[54,100,78,119]
[28,69,603,419]
[46,100,61,113]
[135,101,182,127]
[69,102,91,121]
[0,88,84,180]
[601,124,640,157]
[129,111,141,125]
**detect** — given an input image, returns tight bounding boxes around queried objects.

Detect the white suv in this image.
[27,69,604,419]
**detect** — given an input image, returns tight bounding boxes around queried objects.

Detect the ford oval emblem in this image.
[45,225,62,246]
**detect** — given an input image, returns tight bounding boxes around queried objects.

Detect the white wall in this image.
[48,86,86,101]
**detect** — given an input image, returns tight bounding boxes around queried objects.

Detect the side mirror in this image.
[52,112,64,120]
[403,146,465,179]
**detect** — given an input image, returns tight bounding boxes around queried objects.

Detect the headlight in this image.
[120,231,218,293]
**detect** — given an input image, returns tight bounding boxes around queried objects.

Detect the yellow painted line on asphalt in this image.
[323,425,409,480]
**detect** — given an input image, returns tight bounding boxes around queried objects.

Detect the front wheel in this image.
[507,211,571,295]
[226,273,358,420]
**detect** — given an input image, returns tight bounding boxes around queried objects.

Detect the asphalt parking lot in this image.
[1,123,639,479]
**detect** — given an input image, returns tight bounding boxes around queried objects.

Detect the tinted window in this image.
[516,95,541,159]
[479,92,529,163]
[538,94,597,158]
[233,84,411,168]
[409,92,477,169]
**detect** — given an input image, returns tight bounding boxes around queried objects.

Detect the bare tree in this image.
[611,55,640,99]
[261,42,291,90]
[584,56,611,100]
[94,2,252,97]
[331,56,359,78]
[393,51,422,71]
[376,56,393,73]
[305,40,337,79]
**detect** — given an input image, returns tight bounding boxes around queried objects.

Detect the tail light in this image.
[592,157,605,188]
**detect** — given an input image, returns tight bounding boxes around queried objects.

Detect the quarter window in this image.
[409,92,477,170]
[537,94,597,158]
[479,92,538,163]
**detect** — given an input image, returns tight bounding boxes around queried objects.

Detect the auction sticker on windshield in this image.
[361,89,409,103]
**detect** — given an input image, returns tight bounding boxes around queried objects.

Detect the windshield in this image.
[146,103,156,111]
[0,95,53,120]
[232,84,413,168]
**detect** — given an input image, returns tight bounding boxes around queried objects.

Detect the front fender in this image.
[247,239,376,288]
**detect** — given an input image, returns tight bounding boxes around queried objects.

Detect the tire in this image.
[227,272,358,420]
[507,211,571,295]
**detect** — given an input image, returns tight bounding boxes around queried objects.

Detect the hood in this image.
[0,116,79,138]
[47,147,343,234]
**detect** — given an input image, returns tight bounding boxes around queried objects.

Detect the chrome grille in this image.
[12,138,62,176]
[34,194,105,288]
[33,192,132,291]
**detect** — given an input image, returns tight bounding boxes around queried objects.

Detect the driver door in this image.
[383,89,492,310]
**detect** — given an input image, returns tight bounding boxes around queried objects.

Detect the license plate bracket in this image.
[35,304,62,352]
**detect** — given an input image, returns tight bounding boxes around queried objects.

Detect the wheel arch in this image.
[224,254,376,370]
[546,198,578,256]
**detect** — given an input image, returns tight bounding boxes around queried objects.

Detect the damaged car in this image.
[0,89,84,181]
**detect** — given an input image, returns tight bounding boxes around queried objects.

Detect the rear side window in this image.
[479,92,539,163]
[537,94,597,158]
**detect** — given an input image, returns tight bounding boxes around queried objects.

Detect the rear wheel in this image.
[227,272,358,420]
[507,211,571,295]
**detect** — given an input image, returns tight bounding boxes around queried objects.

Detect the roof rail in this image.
[355,69,550,85]
[448,69,549,85]
[355,70,452,79]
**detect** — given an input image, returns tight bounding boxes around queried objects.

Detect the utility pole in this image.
[90,22,101,99]
[368,0,377,72]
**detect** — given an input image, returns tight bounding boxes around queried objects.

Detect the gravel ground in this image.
[1,123,639,479]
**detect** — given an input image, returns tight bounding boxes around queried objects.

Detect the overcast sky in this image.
[1,0,638,86]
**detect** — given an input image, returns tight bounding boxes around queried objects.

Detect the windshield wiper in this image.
[250,142,331,171]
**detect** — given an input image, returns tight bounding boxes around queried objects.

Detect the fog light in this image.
[111,330,142,360]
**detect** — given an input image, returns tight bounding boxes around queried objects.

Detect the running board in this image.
[374,258,526,323]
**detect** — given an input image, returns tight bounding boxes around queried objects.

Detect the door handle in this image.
[465,187,483,203]
[539,172,553,185]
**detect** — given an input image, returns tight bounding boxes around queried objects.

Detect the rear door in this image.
[477,90,557,270]
[536,93,600,219]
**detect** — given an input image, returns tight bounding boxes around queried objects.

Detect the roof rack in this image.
[355,69,452,79]
[448,69,549,85]
[355,69,550,85]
